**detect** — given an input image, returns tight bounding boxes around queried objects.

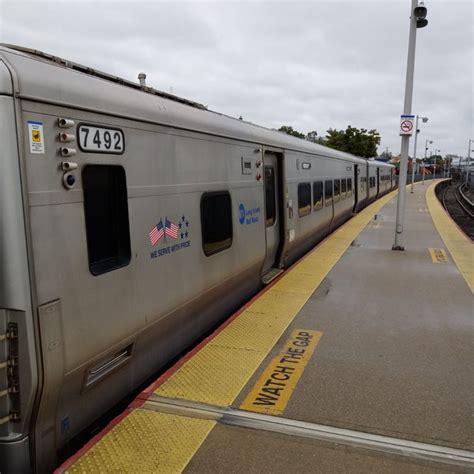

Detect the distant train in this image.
[0,44,395,472]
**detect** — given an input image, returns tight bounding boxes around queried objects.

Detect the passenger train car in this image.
[0,44,395,472]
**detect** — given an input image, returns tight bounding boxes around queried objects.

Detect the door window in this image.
[313,181,323,210]
[334,179,340,202]
[264,166,276,227]
[325,180,333,206]
[298,183,311,217]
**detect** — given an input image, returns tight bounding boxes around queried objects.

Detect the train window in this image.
[334,179,340,202]
[82,165,131,276]
[341,179,347,199]
[265,166,276,227]
[347,178,352,195]
[325,180,333,206]
[201,191,233,256]
[313,181,323,211]
[298,183,311,217]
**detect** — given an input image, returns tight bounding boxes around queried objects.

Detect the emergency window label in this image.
[28,121,45,154]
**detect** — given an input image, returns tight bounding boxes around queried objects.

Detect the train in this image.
[0,44,395,473]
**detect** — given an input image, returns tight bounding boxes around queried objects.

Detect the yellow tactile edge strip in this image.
[426,181,473,293]
[63,190,397,473]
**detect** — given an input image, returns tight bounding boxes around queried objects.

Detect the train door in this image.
[262,151,283,282]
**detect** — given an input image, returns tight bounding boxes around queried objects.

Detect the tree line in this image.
[277,125,381,159]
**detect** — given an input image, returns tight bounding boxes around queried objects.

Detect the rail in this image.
[454,184,474,218]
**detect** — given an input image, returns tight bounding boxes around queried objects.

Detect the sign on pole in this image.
[399,114,415,136]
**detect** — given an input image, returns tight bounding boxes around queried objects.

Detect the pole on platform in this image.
[422,138,432,185]
[410,116,419,193]
[393,0,428,250]
[410,115,428,193]
[466,139,473,187]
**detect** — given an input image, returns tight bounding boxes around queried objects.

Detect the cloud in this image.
[0,0,472,156]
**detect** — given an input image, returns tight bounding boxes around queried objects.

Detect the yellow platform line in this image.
[64,191,397,473]
[426,181,474,293]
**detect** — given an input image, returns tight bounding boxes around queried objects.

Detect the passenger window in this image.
[325,180,333,206]
[313,181,323,211]
[201,192,233,256]
[265,166,276,227]
[298,183,311,217]
[341,179,347,200]
[82,165,131,276]
[334,179,340,203]
[347,178,352,195]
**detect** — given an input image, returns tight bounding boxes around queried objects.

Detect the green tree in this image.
[429,154,444,167]
[278,126,305,139]
[325,126,381,158]
[306,130,326,145]
[379,150,393,161]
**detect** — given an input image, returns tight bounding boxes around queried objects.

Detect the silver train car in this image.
[0,44,395,472]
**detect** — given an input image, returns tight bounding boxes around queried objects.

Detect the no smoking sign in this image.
[399,114,415,136]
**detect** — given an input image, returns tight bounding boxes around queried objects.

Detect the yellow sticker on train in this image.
[27,121,45,154]
[240,329,322,416]
[429,248,449,264]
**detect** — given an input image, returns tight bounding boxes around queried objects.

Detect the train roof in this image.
[368,159,394,169]
[0,44,384,166]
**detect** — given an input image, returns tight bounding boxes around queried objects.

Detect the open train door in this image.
[261,150,284,284]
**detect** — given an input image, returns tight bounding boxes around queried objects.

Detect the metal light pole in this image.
[410,115,428,193]
[466,139,473,186]
[393,0,428,251]
[433,148,440,180]
[422,138,433,185]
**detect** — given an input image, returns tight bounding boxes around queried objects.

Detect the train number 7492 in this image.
[78,124,125,154]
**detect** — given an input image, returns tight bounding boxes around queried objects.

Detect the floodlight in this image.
[417,19,429,28]
[414,2,427,19]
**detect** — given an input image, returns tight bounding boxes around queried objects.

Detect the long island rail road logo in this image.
[240,329,322,415]
[149,215,191,259]
[239,202,261,225]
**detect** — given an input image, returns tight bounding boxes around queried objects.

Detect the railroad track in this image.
[440,181,474,240]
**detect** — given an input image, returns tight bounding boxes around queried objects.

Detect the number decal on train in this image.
[78,124,125,154]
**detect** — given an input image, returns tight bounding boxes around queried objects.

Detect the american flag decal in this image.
[149,220,164,246]
[165,218,179,239]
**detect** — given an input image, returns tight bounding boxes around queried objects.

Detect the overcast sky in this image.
[0,0,472,157]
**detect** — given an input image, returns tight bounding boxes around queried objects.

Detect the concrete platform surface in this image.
[186,424,470,474]
[234,186,473,451]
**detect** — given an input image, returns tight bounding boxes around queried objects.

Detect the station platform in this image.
[58,180,473,474]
